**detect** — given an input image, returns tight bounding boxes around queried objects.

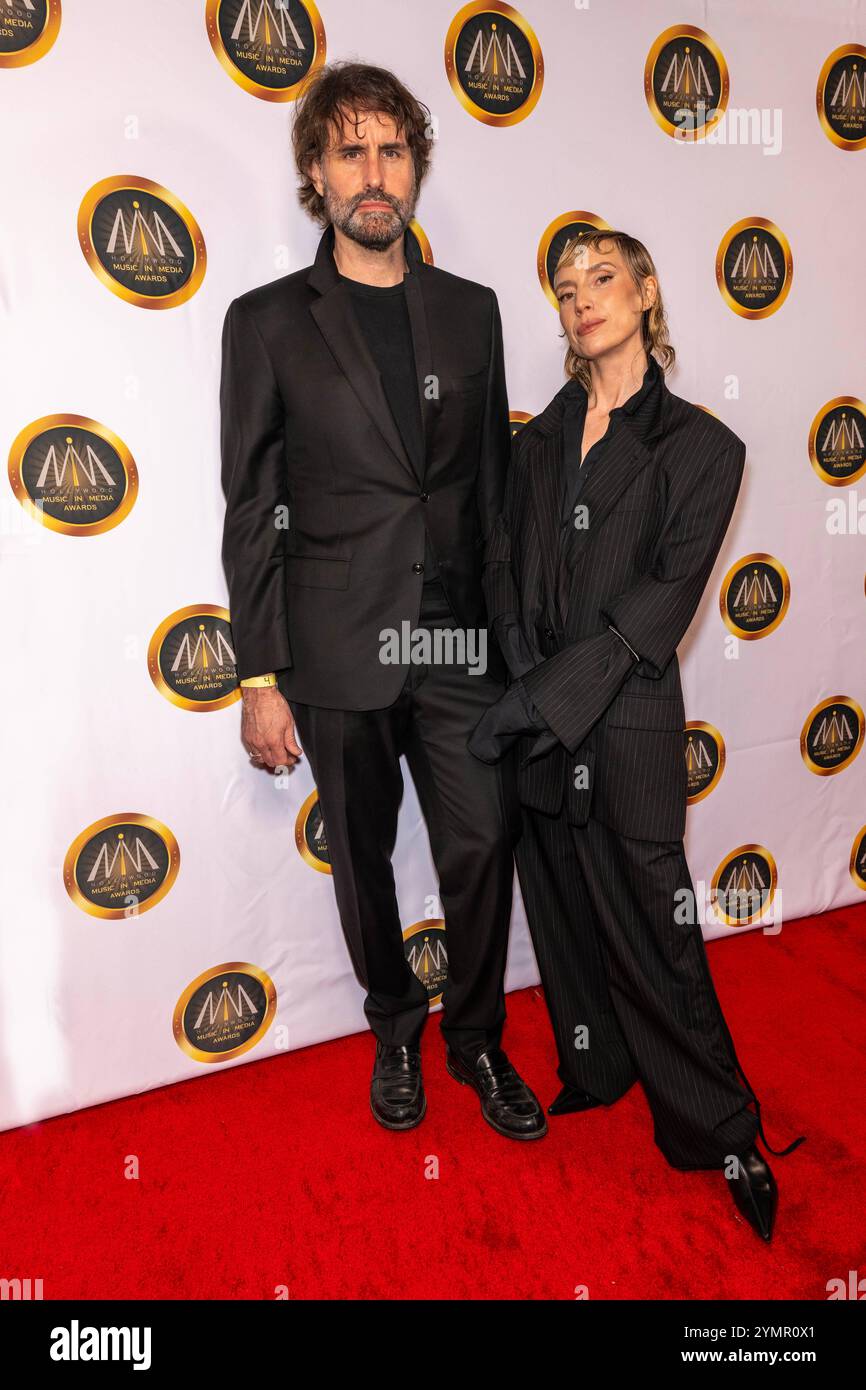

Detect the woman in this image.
[469,229,804,1240]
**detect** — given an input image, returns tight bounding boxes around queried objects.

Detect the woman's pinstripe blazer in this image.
[483,369,746,841]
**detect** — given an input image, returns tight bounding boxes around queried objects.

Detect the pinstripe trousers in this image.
[515,804,761,1169]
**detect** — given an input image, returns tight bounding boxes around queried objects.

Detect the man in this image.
[219,62,545,1141]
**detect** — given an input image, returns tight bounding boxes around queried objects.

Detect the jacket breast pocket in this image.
[446,371,486,443]
[285,555,350,590]
[608,502,648,516]
[607,474,660,519]
[449,368,487,396]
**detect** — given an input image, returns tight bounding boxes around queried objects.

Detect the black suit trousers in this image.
[515,804,760,1169]
[288,621,521,1057]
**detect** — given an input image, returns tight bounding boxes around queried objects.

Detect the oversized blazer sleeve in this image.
[480,426,547,678]
[481,422,523,628]
[474,289,512,553]
[520,436,747,754]
[219,296,293,681]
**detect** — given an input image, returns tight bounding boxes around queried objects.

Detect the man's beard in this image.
[324,182,416,251]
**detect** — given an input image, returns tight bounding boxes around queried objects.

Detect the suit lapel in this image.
[307,225,428,485]
[528,429,568,632]
[403,268,436,478]
[529,408,657,629]
[309,285,420,485]
[568,427,654,553]
[560,426,655,625]
[560,400,584,522]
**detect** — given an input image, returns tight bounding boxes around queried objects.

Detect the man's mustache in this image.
[349,190,403,213]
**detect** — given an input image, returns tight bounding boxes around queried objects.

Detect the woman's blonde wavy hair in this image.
[554,229,675,389]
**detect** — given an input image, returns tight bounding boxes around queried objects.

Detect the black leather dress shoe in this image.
[725,1143,778,1241]
[446,1046,547,1140]
[548,1083,602,1116]
[370,1042,425,1131]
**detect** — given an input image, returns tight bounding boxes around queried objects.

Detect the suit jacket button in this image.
[412,562,424,574]
[544,626,555,639]
[420,492,429,503]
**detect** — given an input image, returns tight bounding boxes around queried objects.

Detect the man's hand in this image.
[240,686,303,771]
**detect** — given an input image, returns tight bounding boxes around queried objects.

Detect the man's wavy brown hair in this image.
[554,229,676,388]
[291,61,434,227]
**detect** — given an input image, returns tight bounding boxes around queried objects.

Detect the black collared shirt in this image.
[560,354,663,525]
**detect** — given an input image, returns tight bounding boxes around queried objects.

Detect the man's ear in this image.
[308,157,324,198]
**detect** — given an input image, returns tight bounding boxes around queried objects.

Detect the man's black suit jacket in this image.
[484,371,746,841]
[219,224,510,706]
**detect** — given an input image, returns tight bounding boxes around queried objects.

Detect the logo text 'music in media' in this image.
[78,176,206,309]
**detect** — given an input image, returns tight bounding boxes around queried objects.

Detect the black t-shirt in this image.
[340,273,446,604]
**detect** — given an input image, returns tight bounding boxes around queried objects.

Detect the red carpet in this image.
[1,904,864,1300]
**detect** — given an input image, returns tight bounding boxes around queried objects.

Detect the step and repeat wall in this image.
[1,0,864,1131]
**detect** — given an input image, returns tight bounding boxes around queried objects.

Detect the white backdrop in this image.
[1,0,864,1132]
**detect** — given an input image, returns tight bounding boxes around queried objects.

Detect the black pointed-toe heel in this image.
[725,1143,778,1241]
[547,1083,602,1116]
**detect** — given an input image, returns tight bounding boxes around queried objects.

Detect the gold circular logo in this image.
[816,44,866,150]
[800,696,864,776]
[0,0,60,67]
[711,845,778,928]
[849,826,866,891]
[205,0,326,102]
[64,813,180,920]
[148,605,241,712]
[644,25,729,141]
[173,962,277,1063]
[715,217,793,319]
[407,218,434,265]
[720,552,790,639]
[78,175,206,309]
[295,790,331,874]
[8,414,138,536]
[403,919,448,1005]
[445,1,543,127]
[685,721,725,804]
[536,211,611,308]
[808,397,866,486]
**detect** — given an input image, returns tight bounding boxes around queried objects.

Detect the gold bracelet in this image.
[239,672,277,688]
